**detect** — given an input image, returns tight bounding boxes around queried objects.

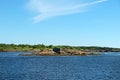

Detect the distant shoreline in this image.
[0,44,120,56]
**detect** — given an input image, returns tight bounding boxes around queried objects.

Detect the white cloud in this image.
[27,0,108,23]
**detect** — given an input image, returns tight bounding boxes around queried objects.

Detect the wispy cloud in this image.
[27,0,108,23]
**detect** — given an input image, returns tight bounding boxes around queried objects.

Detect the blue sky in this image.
[0,0,120,47]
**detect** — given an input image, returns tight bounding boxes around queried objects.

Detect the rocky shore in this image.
[19,48,101,56]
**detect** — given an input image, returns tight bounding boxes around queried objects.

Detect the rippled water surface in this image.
[0,52,120,80]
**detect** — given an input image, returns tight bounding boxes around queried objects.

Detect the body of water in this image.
[0,52,120,80]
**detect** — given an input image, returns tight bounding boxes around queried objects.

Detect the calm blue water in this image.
[0,52,120,80]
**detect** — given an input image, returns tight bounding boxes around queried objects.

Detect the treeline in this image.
[0,43,120,52]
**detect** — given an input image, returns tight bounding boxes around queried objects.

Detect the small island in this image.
[0,44,120,56]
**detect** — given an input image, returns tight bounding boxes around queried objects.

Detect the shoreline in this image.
[0,50,102,56]
[1,44,120,56]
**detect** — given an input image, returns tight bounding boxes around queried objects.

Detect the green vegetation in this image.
[0,43,120,52]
